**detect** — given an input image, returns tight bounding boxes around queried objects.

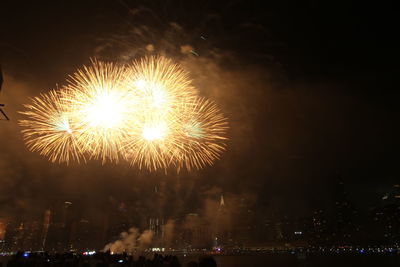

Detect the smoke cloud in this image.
[103,227,154,254]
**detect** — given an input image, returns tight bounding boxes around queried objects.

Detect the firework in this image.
[122,56,197,170]
[122,97,228,171]
[19,89,85,163]
[64,60,134,163]
[125,56,197,113]
[175,98,228,171]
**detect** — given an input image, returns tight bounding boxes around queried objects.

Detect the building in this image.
[0,218,7,250]
[214,195,231,248]
[149,217,164,247]
[182,213,211,249]
[370,184,400,244]
[332,181,359,244]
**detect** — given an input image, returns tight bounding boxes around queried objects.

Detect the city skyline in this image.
[1,181,399,252]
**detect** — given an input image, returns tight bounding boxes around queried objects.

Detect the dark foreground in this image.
[1,252,400,267]
[1,252,213,267]
[183,254,400,267]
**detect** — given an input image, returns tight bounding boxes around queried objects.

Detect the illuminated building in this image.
[45,201,76,251]
[370,184,400,243]
[232,198,256,246]
[0,218,7,250]
[10,222,25,252]
[107,201,131,243]
[280,216,307,243]
[62,201,74,251]
[310,209,328,244]
[149,217,164,246]
[332,181,359,244]
[74,218,94,251]
[22,221,41,251]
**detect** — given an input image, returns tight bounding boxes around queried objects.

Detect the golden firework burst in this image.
[64,59,134,163]
[19,89,85,163]
[19,56,229,171]
[174,97,228,171]
[122,56,197,170]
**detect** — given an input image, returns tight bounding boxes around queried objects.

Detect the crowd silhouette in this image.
[4,251,218,267]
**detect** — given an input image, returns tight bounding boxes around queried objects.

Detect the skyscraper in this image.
[214,194,230,248]
[333,181,358,244]
[62,201,74,251]
[22,221,41,251]
[149,217,164,244]
[11,222,25,252]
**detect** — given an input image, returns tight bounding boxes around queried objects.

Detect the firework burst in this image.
[125,56,197,113]
[19,89,85,163]
[122,56,197,170]
[64,60,134,163]
[175,97,228,171]
[19,56,229,171]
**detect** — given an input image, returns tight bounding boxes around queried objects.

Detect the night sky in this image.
[0,1,399,223]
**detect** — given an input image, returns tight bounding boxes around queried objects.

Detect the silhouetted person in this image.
[170,256,181,267]
[198,256,217,267]
[186,261,198,267]
[4,252,190,267]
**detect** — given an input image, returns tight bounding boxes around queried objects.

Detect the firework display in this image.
[19,56,228,171]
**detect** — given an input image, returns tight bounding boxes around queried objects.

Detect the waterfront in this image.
[1,253,399,267]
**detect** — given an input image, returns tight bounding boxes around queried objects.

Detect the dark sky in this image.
[0,1,400,222]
